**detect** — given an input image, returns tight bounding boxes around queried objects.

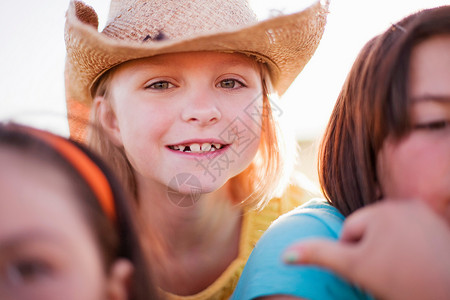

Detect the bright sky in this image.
[0,0,448,139]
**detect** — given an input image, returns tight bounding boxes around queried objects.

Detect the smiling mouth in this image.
[167,142,227,153]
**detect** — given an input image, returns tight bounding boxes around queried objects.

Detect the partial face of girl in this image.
[0,149,125,300]
[101,52,263,194]
[377,35,450,224]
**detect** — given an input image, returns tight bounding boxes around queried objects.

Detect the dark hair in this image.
[0,122,160,300]
[319,6,450,216]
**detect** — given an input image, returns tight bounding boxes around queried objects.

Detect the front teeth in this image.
[169,142,224,153]
[201,143,211,151]
[190,143,200,152]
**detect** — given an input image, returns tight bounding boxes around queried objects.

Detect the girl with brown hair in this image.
[234,5,450,300]
[268,5,450,300]
[0,123,159,300]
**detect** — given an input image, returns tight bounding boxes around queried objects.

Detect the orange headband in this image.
[29,129,116,222]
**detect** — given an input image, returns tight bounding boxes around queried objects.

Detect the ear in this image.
[106,259,134,300]
[95,96,123,146]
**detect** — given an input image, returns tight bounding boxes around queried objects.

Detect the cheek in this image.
[378,138,450,208]
[231,112,263,176]
[51,250,106,300]
[241,93,265,127]
[115,105,174,166]
[378,141,424,196]
[224,95,263,158]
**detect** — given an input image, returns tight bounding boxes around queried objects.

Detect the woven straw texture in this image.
[65,0,329,106]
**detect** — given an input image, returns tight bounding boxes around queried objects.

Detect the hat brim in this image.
[65,0,328,105]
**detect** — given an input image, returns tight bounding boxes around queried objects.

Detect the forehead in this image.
[115,51,261,73]
[0,148,85,240]
[409,35,450,100]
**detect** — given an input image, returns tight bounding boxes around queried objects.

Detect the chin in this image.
[165,170,226,195]
[165,174,229,208]
[196,175,229,193]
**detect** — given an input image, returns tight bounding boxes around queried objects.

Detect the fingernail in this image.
[282,249,301,264]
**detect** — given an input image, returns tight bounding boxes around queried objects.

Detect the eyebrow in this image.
[147,55,258,69]
[411,94,450,103]
[0,231,61,251]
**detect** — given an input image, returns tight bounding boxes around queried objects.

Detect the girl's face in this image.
[377,35,450,224]
[0,149,126,300]
[102,52,263,195]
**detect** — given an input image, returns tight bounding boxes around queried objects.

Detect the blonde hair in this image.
[89,59,291,210]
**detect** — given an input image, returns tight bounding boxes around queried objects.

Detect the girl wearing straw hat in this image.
[64,0,328,298]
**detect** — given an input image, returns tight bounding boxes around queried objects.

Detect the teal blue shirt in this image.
[231,199,373,300]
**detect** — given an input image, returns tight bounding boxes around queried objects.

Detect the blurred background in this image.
[1,0,448,184]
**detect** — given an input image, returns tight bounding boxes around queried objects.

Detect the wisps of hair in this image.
[319,5,450,216]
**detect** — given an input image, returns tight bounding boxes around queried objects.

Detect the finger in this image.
[339,202,385,242]
[340,200,418,242]
[282,239,357,281]
[339,211,370,243]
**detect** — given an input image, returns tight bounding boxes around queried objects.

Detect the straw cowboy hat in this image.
[64,0,329,140]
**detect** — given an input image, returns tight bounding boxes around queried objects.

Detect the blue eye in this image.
[146,81,175,89]
[414,120,450,130]
[6,259,52,285]
[217,79,245,89]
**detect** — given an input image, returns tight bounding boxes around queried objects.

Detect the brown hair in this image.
[319,6,450,216]
[0,123,160,300]
[89,56,289,210]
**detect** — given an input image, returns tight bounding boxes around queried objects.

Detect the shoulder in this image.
[248,199,344,269]
[232,199,372,300]
[264,198,344,244]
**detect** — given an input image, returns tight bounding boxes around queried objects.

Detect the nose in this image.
[181,91,222,126]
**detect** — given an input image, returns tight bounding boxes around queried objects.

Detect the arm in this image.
[283,200,450,300]
[256,296,301,300]
[232,200,371,300]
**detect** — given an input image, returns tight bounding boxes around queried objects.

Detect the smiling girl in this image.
[63,0,328,298]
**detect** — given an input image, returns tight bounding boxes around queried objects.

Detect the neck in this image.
[136,177,243,295]
[138,179,239,249]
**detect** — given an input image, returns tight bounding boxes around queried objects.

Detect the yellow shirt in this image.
[164,185,307,300]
